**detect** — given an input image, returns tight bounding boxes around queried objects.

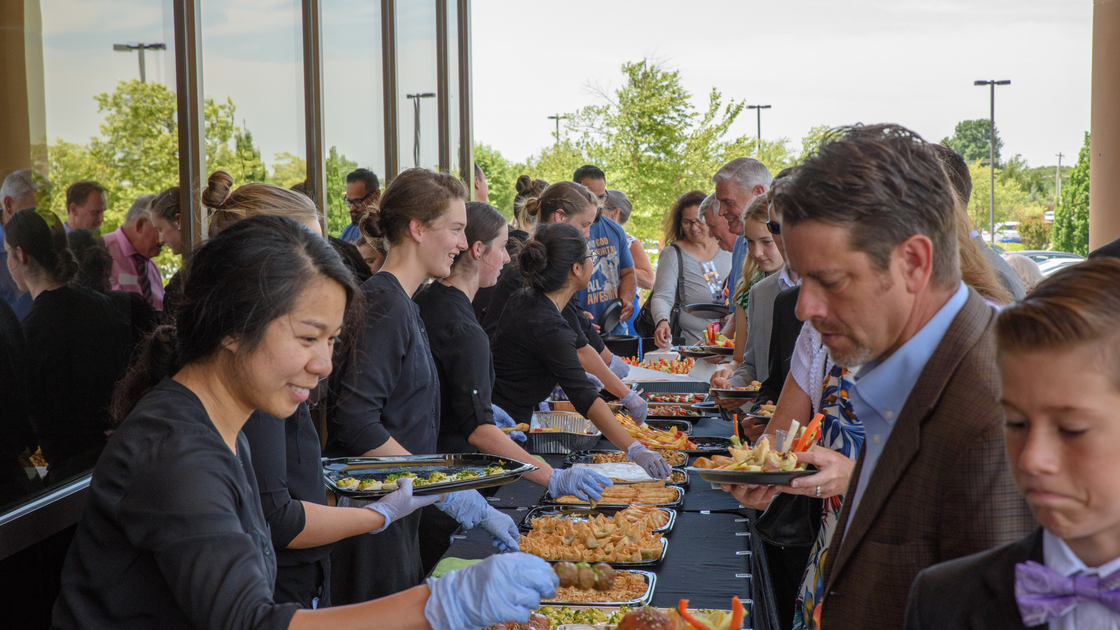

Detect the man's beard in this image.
[813,321,879,368]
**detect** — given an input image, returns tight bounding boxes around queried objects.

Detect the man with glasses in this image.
[712,158,772,324]
[572,165,636,340]
[340,168,380,243]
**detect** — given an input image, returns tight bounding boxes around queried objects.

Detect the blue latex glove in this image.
[584,372,604,391]
[436,490,521,552]
[548,467,614,502]
[626,441,672,479]
[491,403,525,442]
[363,478,442,534]
[621,389,648,424]
[609,354,630,379]
[424,553,558,630]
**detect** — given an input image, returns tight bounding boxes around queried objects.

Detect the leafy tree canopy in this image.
[941,118,1002,164]
[1051,132,1090,256]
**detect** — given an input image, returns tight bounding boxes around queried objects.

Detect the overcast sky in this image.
[473,0,1092,169]
[37,0,1091,177]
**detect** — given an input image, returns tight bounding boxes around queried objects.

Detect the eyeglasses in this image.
[681,218,704,229]
[766,220,781,235]
[345,192,374,208]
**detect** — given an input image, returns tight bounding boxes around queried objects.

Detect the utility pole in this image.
[1055,152,1064,205]
[406,92,436,168]
[746,105,771,142]
[113,42,166,83]
[974,80,1010,244]
[547,114,568,145]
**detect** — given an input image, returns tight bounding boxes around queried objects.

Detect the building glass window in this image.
[396,1,440,172]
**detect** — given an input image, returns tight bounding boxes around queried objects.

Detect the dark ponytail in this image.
[4,208,77,284]
[517,222,587,295]
[111,214,365,422]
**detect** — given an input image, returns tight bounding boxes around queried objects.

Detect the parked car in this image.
[1038,257,1084,278]
[1044,210,1054,223]
[1010,250,1084,265]
[980,221,1020,244]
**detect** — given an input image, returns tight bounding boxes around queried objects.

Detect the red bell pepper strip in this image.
[730,595,745,629]
[678,600,717,630]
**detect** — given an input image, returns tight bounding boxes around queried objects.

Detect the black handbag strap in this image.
[668,243,686,341]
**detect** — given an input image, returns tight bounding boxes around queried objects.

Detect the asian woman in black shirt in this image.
[478,182,646,422]
[490,223,671,479]
[3,209,132,485]
[326,169,522,605]
[53,215,557,630]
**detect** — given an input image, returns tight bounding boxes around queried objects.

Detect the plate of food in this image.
[541,569,656,607]
[543,483,684,508]
[519,517,668,566]
[676,346,717,359]
[519,505,676,534]
[613,413,700,452]
[646,414,696,428]
[539,598,745,630]
[688,433,814,485]
[646,393,707,405]
[569,462,689,488]
[323,454,536,498]
[620,356,695,375]
[709,383,763,399]
[564,449,689,468]
[482,612,551,630]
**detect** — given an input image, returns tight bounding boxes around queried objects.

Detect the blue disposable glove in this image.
[491,403,525,442]
[363,478,442,534]
[621,389,648,424]
[424,553,558,630]
[436,490,521,552]
[626,441,672,479]
[548,467,614,502]
[584,372,604,391]
[609,354,630,379]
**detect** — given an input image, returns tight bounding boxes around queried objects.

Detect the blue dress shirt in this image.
[845,282,970,526]
[727,236,747,314]
[339,222,361,243]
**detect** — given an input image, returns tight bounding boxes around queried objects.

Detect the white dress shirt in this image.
[1043,530,1120,630]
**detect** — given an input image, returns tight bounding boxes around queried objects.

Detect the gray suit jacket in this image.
[819,289,1036,630]
[729,271,783,386]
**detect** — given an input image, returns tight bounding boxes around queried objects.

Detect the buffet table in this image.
[433,414,765,622]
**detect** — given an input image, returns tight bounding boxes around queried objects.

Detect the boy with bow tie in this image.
[905,258,1120,630]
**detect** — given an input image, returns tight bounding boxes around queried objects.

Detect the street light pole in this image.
[113,42,167,83]
[1055,152,1064,205]
[406,92,436,168]
[547,114,568,145]
[974,80,1010,244]
[745,105,771,142]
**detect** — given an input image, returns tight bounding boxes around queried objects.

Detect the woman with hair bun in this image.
[479,182,647,424]
[54,214,558,630]
[4,209,132,484]
[327,168,522,605]
[490,223,671,480]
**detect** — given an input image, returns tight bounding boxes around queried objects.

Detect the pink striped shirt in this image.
[102,226,163,310]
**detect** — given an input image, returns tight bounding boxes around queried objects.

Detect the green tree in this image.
[553,60,769,242]
[268,152,307,189]
[324,146,358,237]
[942,119,1003,164]
[1052,132,1090,256]
[474,142,516,218]
[517,139,588,194]
[967,160,1035,233]
[798,125,834,162]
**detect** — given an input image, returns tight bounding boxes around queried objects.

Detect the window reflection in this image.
[0,0,178,514]
[323,1,385,239]
[397,1,440,171]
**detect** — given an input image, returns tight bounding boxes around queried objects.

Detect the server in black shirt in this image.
[415,201,613,490]
[327,169,522,605]
[491,223,670,479]
[477,183,644,420]
[3,209,132,484]
[53,215,557,630]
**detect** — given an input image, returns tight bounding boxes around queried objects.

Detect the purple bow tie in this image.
[1015,560,1120,625]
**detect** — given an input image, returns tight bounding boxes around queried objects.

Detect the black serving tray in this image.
[519,505,678,534]
[543,570,657,608]
[687,466,814,486]
[323,454,536,498]
[644,419,694,433]
[564,449,690,469]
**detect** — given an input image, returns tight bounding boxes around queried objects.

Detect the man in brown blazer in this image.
[771,123,1035,630]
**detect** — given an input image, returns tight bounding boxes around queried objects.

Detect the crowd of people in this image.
[2,120,1119,630]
